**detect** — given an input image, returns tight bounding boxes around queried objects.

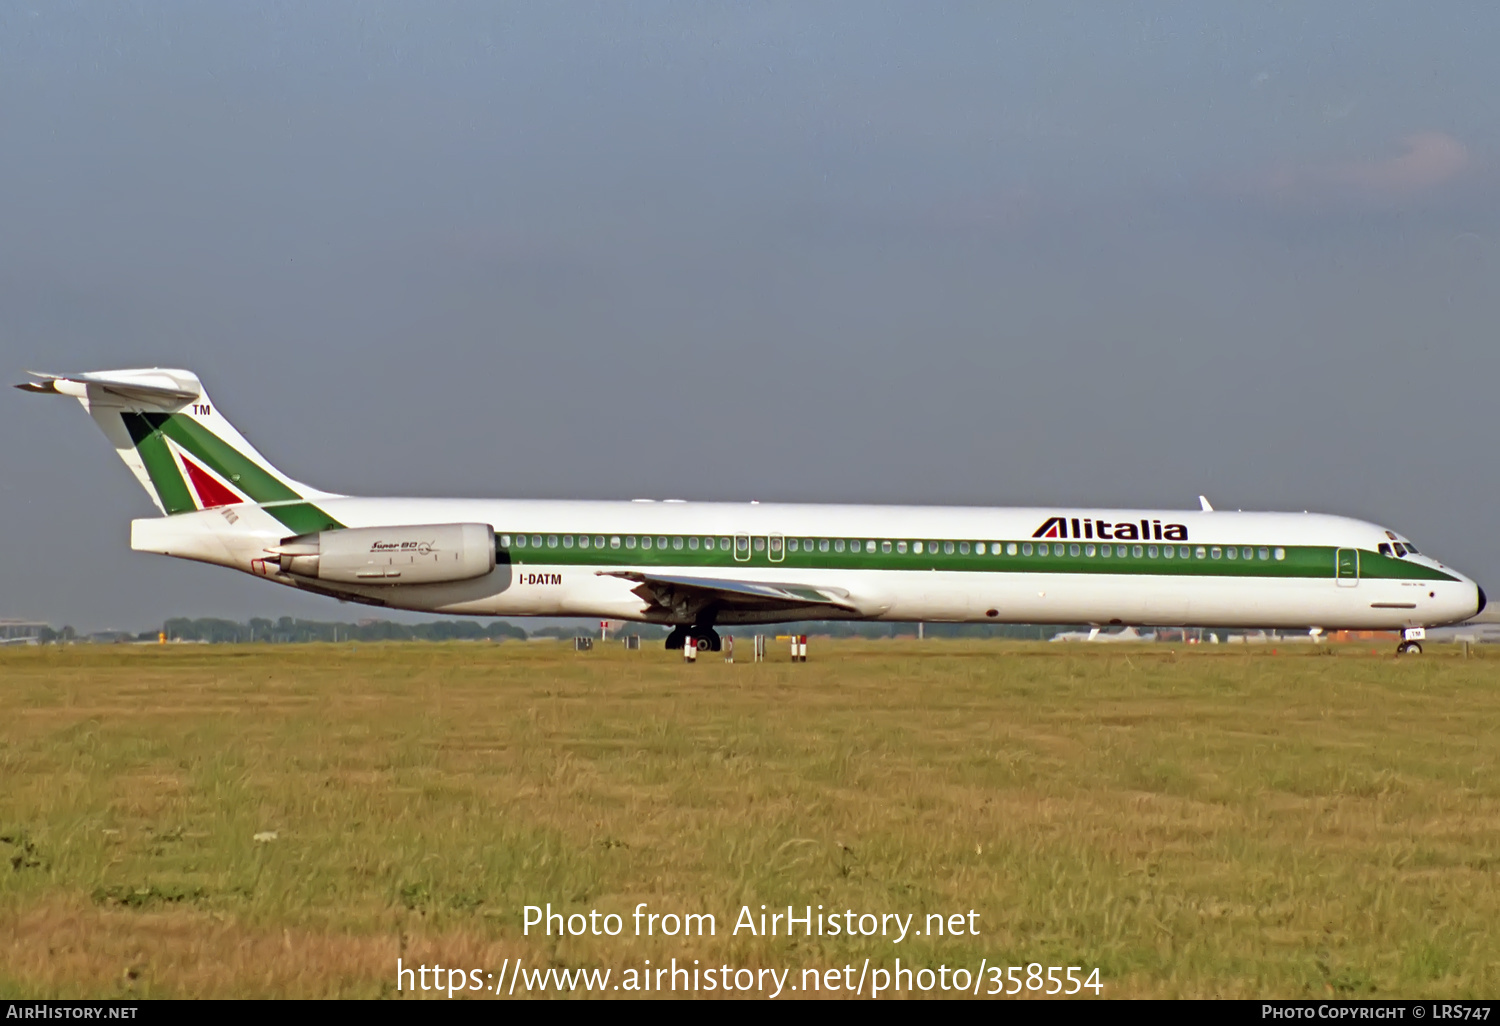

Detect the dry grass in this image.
[1,639,1498,998]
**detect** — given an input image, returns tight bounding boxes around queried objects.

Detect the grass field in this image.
[2,639,1498,999]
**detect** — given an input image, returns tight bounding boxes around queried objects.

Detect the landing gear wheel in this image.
[690,627,722,652]
[1397,640,1423,655]
[664,627,689,651]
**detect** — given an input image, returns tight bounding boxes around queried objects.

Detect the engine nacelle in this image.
[271,523,496,585]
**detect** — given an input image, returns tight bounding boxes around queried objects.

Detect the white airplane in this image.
[19,368,1485,655]
[1048,626,1155,643]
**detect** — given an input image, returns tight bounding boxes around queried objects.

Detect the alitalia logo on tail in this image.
[1033,516,1188,542]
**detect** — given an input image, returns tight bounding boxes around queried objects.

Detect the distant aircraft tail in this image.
[16,369,333,516]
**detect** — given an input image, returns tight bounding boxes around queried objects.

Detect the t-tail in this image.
[16,368,336,516]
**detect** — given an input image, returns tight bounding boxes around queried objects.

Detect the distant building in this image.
[0,620,49,645]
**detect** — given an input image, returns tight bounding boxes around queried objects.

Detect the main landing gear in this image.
[665,625,722,652]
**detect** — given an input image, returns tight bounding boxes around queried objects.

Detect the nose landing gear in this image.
[1396,640,1423,655]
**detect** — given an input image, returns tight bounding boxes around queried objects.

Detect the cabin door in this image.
[1336,548,1359,587]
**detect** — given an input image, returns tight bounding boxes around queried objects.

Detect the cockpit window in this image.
[1404,543,1418,554]
[1392,542,1407,557]
[1378,543,1392,557]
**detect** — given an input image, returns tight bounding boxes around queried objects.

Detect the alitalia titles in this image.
[1033,516,1188,542]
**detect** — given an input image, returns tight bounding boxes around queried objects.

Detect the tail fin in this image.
[16,368,332,516]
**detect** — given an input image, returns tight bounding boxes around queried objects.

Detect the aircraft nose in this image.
[1477,584,1488,618]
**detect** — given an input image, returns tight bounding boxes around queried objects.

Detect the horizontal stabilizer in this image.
[17,369,202,406]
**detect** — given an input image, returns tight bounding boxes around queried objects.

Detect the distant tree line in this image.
[156,618,1073,643]
[160,616,530,644]
[26,617,1077,645]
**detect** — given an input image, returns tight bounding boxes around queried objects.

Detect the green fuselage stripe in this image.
[496,536,1456,582]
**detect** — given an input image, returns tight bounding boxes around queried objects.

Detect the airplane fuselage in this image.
[132,496,1484,630]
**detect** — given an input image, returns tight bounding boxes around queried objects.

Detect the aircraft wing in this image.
[599,570,862,618]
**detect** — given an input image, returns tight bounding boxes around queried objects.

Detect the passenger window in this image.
[532,535,543,547]
[594,536,605,548]
[720,538,731,550]
[610,536,621,549]
[703,537,715,550]
[625,536,637,549]
[1022,543,1033,556]
[658,537,669,550]
[959,542,970,555]
[1258,547,1268,560]
[897,541,908,553]
[819,539,830,552]
[944,541,955,555]
[1007,542,1018,555]
[1069,544,1080,557]
[563,536,574,548]
[1038,544,1049,556]
[688,537,700,550]
[866,540,876,553]
[881,540,892,554]
[511,535,524,548]
[770,537,783,553]
[788,539,798,552]
[1181,547,1191,559]
[547,535,559,547]
[1226,547,1236,560]
[1211,547,1222,559]
[1132,545,1143,558]
[1274,547,1285,560]
[834,539,845,552]
[913,541,923,554]
[803,538,813,551]
[1195,546,1206,559]
[670,537,683,550]
[1100,545,1111,558]
[1056,544,1066,556]
[640,536,652,549]
[735,536,748,552]
[1085,544,1095,557]
[1162,546,1173,559]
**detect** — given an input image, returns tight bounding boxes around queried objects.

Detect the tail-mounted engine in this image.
[269,523,495,584]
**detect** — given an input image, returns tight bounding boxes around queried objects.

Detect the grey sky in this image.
[3,2,1498,629]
